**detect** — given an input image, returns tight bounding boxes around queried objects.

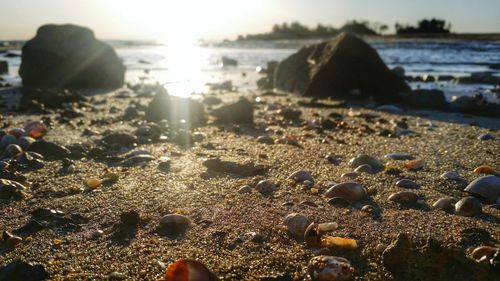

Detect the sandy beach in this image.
[0,86,498,280]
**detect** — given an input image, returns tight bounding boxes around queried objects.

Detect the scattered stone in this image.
[18,136,35,150]
[0,260,49,281]
[432,197,456,211]
[157,157,171,172]
[202,158,267,176]
[402,89,447,110]
[325,153,340,165]
[382,233,411,273]
[256,135,274,144]
[440,171,461,180]
[324,182,366,202]
[238,185,252,194]
[348,154,383,171]
[119,154,155,167]
[478,133,494,141]
[287,170,313,183]
[255,179,276,195]
[283,213,310,237]
[340,172,360,179]
[26,140,70,158]
[164,259,217,281]
[388,191,418,204]
[145,91,206,125]
[464,175,500,202]
[101,132,137,147]
[307,255,354,281]
[0,179,29,200]
[160,214,191,233]
[404,159,425,171]
[455,197,482,217]
[211,97,253,124]
[396,179,419,189]
[5,144,23,157]
[384,152,415,161]
[19,24,124,89]
[354,164,373,174]
[327,197,351,207]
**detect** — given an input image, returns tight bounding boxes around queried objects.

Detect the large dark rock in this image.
[0,61,8,74]
[274,33,410,103]
[211,97,253,124]
[402,89,448,110]
[145,91,205,125]
[19,24,125,89]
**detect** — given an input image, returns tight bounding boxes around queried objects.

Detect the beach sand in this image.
[0,87,498,280]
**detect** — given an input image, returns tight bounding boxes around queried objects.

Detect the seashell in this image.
[440,171,460,180]
[354,164,373,174]
[471,246,498,261]
[384,153,415,161]
[341,172,360,179]
[164,259,217,281]
[287,170,313,182]
[324,182,366,202]
[255,179,276,195]
[348,154,383,170]
[473,166,496,174]
[432,197,456,211]
[388,191,418,204]
[307,255,354,281]
[464,175,500,202]
[160,214,192,231]
[5,144,22,157]
[404,159,425,171]
[320,236,358,250]
[237,185,252,194]
[24,121,47,139]
[283,213,310,237]
[85,178,102,189]
[304,223,321,247]
[396,179,419,189]
[455,197,482,217]
[327,197,350,207]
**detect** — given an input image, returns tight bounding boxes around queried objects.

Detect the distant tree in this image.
[395,18,451,34]
[379,24,389,35]
[340,20,378,35]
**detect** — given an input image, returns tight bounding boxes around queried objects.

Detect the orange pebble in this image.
[473,166,496,174]
[85,178,102,189]
[404,159,425,171]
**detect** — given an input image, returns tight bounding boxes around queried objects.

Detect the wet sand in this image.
[0,87,498,280]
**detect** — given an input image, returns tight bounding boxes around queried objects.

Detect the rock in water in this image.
[274,32,409,103]
[19,24,125,89]
[402,89,448,110]
[211,97,253,124]
[0,61,8,74]
[145,91,206,125]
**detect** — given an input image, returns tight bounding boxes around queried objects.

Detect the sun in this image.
[103,0,265,42]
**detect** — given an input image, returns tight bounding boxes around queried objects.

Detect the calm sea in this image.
[1,39,499,101]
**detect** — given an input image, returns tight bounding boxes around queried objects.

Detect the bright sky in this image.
[0,0,499,40]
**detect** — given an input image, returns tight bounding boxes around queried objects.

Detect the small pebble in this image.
[160,214,191,230]
[85,178,102,189]
[307,255,354,281]
[288,169,313,183]
[384,153,415,161]
[341,172,360,179]
[404,159,425,171]
[478,133,494,141]
[440,171,461,180]
[283,213,310,237]
[455,197,482,217]
[471,246,498,261]
[238,185,252,194]
[464,175,500,202]
[473,165,496,174]
[354,164,373,174]
[164,259,216,281]
[256,135,274,144]
[255,179,276,195]
[24,121,47,139]
[396,179,419,189]
[5,144,23,157]
[432,197,456,211]
[388,191,418,204]
[324,182,366,202]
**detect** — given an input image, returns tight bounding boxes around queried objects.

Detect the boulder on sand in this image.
[402,89,448,110]
[145,90,206,126]
[211,97,254,124]
[273,33,410,103]
[19,24,125,89]
[0,61,8,74]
